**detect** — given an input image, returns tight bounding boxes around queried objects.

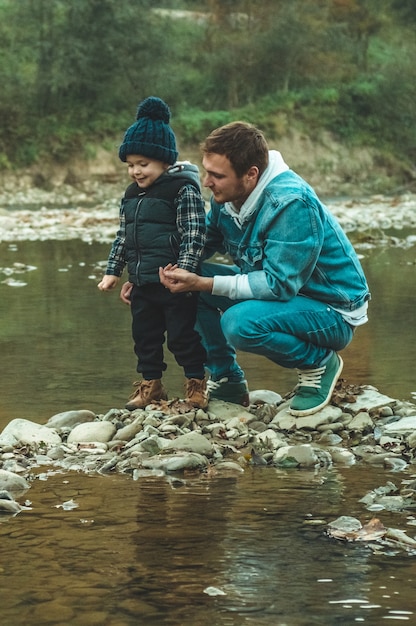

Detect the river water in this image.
[1,214,416,624]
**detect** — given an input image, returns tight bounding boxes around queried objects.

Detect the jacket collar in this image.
[224,150,289,226]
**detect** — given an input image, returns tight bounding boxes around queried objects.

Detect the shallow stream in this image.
[1,220,416,625]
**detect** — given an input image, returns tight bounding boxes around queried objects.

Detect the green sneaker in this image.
[289,353,343,417]
[207,377,250,406]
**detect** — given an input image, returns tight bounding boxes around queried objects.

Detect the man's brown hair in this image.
[201,121,269,178]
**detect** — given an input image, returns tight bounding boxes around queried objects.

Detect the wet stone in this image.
[273,443,319,468]
[46,409,96,429]
[0,381,416,516]
[293,405,343,430]
[0,469,30,495]
[327,446,356,465]
[141,452,208,472]
[164,432,214,456]
[0,418,61,447]
[341,386,396,413]
[67,421,116,443]
[383,416,416,435]
[348,411,374,432]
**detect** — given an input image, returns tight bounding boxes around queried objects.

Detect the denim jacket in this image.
[205,167,370,312]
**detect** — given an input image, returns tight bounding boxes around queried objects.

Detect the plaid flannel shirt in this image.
[105,183,206,277]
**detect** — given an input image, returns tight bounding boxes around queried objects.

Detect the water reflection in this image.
[1,467,415,625]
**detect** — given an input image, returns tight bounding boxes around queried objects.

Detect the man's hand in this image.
[120,281,133,305]
[159,264,213,293]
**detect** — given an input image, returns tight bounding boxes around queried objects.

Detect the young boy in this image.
[98,96,208,410]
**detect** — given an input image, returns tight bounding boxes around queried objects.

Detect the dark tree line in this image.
[0,0,414,168]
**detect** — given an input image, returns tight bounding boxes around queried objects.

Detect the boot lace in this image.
[186,378,206,395]
[129,379,152,399]
[206,377,228,392]
[296,366,326,390]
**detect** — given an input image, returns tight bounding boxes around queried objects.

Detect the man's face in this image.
[202,153,257,210]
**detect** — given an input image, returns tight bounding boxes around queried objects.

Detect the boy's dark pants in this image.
[130,283,206,380]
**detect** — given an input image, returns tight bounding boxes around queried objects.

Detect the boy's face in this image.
[126,154,169,189]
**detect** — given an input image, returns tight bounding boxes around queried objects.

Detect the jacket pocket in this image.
[240,245,263,267]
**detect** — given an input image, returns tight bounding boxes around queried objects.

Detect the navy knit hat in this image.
[119,96,178,164]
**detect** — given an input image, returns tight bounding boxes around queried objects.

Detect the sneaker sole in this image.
[207,380,250,407]
[289,355,343,417]
[209,395,250,407]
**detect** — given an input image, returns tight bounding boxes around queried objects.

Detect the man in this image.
[157,121,370,416]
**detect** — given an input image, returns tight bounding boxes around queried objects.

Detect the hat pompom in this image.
[136,96,170,123]
[119,96,178,164]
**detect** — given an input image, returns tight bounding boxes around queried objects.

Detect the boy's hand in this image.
[98,275,120,291]
[120,281,133,305]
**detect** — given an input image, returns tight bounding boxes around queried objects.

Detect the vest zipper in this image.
[134,198,143,282]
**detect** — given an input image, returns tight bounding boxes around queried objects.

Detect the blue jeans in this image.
[197,262,354,381]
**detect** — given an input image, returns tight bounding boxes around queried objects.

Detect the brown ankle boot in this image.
[125,379,168,411]
[185,377,208,409]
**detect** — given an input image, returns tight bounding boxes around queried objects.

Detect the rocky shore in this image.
[0,181,416,245]
[1,382,416,522]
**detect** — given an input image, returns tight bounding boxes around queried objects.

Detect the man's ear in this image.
[246,166,260,183]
